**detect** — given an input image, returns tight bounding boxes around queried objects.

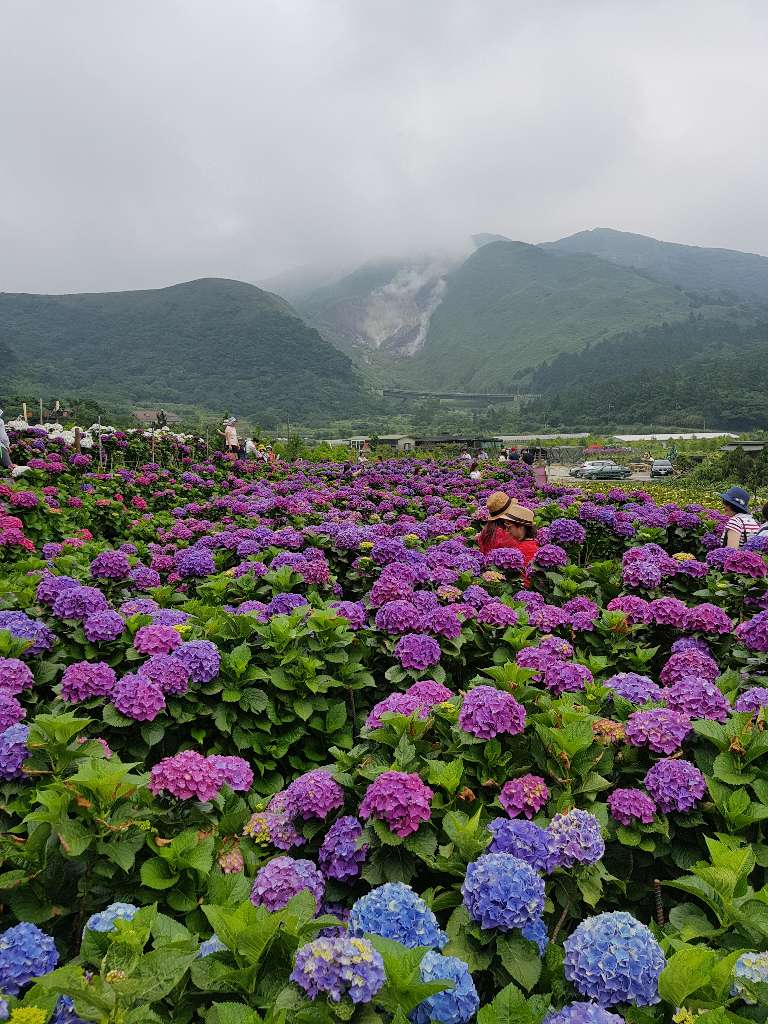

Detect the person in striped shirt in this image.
[720,486,760,548]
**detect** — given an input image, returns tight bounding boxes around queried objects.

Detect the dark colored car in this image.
[581,464,632,480]
[569,460,619,478]
[650,459,674,478]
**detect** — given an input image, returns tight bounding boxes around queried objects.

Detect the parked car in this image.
[650,459,674,478]
[569,460,619,478]
[581,463,632,480]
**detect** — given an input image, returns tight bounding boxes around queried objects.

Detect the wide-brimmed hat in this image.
[484,491,535,524]
[721,486,751,514]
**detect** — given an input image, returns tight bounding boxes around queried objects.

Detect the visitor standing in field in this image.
[720,486,760,547]
[469,461,482,480]
[476,490,539,569]
[0,409,14,473]
[219,417,239,456]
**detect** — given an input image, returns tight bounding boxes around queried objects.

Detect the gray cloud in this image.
[1,0,767,293]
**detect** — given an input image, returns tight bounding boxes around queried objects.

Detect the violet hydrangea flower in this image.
[112,674,166,721]
[83,611,125,643]
[499,775,549,819]
[134,624,182,656]
[149,750,225,801]
[139,653,190,695]
[665,677,730,722]
[283,769,344,821]
[625,708,691,754]
[458,686,526,740]
[60,661,116,702]
[0,658,34,695]
[250,856,324,912]
[462,852,545,930]
[644,758,706,813]
[605,673,662,705]
[207,755,253,792]
[359,770,433,837]
[394,633,442,671]
[547,809,605,868]
[735,687,768,714]
[0,724,29,781]
[607,788,656,826]
[90,550,131,581]
[319,816,368,880]
[487,818,558,872]
[290,935,385,1005]
[173,640,220,682]
[543,661,593,697]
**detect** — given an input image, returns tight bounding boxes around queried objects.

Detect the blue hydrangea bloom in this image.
[410,951,479,1024]
[547,810,605,868]
[544,1002,626,1024]
[564,912,664,1007]
[732,951,768,1001]
[0,724,29,782]
[487,818,559,873]
[0,1000,7,1022]
[84,901,138,934]
[52,996,89,1024]
[521,917,549,955]
[198,933,227,958]
[349,882,447,949]
[462,853,545,931]
[0,921,59,995]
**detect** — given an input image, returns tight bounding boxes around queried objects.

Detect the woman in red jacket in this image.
[477,490,539,569]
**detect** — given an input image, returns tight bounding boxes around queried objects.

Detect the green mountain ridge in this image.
[0,277,370,423]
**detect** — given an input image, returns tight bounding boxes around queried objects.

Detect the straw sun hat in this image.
[484,491,535,524]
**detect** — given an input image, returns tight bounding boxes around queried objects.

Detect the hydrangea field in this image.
[2,428,768,1022]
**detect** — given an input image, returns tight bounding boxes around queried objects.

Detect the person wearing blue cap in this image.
[720,486,760,548]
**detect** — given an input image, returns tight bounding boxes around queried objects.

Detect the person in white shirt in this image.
[0,409,14,472]
[469,461,482,480]
[720,487,760,548]
[219,418,239,455]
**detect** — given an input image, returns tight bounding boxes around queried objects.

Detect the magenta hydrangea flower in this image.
[366,692,426,729]
[250,856,325,912]
[650,597,689,628]
[112,674,166,721]
[533,544,569,569]
[52,585,109,621]
[375,600,421,633]
[625,708,691,754]
[543,661,593,697]
[685,603,733,635]
[133,624,182,655]
[283,769,344,821]
[173,640,220,682]
[207,755,254,792]
[139,654,190,696]
[644,758,706,813]
[359,771,433,837]
[475,602,519,627]
[458,686,526,740]
[736,611,768,653]
[607,788,656,826]
[0,692,25,730]
[606,595,652,625]
[665,677,730,722]
[60,661,117,702]
[0,658,34,695]
[499,775,549,819]
[406,679,454,705]
[394,634,442,672]
[149,750,224,801]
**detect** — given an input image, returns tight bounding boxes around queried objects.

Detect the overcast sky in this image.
[1,0,767,293]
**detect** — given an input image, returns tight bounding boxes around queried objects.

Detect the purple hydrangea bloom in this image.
[735,687,768,714]
[140,653,190,695]
[84,611,125,643]
[484,547,525,572]
[0,921,59,995]
[151,608,190,627]
[736,611,768,653]
[174,640,220,682]
[250,856,325,912]
[499,775,549,819]
[425,606,463,639]
[134,624,182,655]
[544,1002,625,1024]
[319,816,368,881]
[175,547,216,578]
[665,677,730,722]
[606,595,652,625]
[243,810,305,851]
[659,648,719,685]
[0,613,54,656]
[36,574,79,606]
[290,935,385,1005]
[90,550,131,581]
[0,693,24,730]
[462,853,545,930]
[329,601,367,630]
[533,544,569,569]
[394,633,442,671]
[284,769,344,821]
[487,818,558,872]
[547,809,605,867]
[527,603,570,632]
[366,692,426,729]
[130,566,162,589]
[407,679,454,705]
[112,674,166,721]
[52,585,109,621]
[625,708,692,754]
[671,636,710,655]
[564,911,664,1007]
[563,596,599,631]
[650,597,689,628]
[607,788,656,826]
[0,724,29,781]
[120,598,159,616]
[458,686,526,739]
[359,770,433,837]
[685,603,733,635]
[207,755,253,792]
[60,661,116,702]
[543,661,593,697]
[375,600,421,633]
[267,592,309,617]
[149,750,224,801]
[546,519,587,545]
[644,758,706,813]
[0,658,34,695]
[475,601,519,627]
[605,673,662,704]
